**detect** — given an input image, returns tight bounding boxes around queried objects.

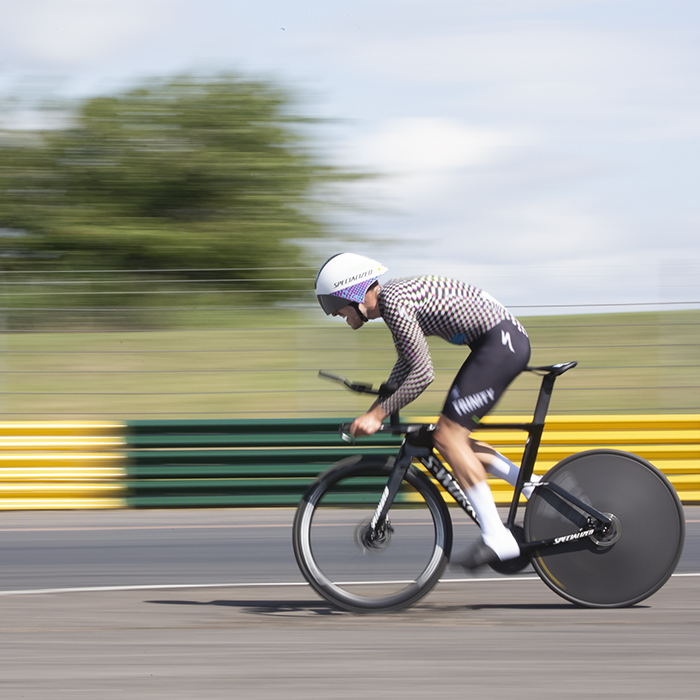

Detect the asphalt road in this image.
[1,507,699,699]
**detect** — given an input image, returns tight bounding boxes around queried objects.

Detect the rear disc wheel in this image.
[525,450,685,607]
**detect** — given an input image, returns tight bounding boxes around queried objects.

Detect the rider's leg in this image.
[434,416,520,562]
[437,319,531,565]
[470,440,541,499]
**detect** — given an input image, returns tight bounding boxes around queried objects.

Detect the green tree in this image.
[0,75,354,325]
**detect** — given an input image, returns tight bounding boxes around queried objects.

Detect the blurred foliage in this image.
[0,75,358,325]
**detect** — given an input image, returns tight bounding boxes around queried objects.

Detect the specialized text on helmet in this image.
[334,269,376,289]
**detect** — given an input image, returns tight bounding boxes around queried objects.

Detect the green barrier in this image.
[123,418,402,508]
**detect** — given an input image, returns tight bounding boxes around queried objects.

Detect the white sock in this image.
[522,474,542,500]
[465,480,520,561]
[483,451,541,499]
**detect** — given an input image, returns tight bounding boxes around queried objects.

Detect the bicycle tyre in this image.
[292,454,452,613]
[525,449,685,608]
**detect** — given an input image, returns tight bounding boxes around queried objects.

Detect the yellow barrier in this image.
[464,414,700,504]
[0,423,128,510]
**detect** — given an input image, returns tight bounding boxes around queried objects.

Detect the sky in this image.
[1,0,699,314]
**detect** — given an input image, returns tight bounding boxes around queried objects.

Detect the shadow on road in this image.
[145,597,590,616]
[146,598,344,616]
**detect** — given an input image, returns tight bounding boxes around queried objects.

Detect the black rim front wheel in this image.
[525,449,685,608]
[293,455,452,613]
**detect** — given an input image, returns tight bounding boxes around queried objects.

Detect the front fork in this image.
[367,435,478,535]
[367,442,418,537]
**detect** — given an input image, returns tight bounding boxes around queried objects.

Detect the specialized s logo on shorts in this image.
[501,330,515,353]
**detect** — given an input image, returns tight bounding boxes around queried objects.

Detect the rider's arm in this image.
[376,305,435,416]
[351,323,432,437]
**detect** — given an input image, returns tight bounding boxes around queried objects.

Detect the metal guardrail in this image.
[0,416,698,509]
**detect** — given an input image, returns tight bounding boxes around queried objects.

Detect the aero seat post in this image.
[506,368,558,527]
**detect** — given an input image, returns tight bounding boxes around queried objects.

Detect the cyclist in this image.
[315,252,537,568]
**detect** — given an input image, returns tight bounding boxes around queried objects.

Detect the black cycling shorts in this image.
[441,320,531,431]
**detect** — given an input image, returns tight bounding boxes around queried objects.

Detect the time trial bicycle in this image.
[292,362,685,613]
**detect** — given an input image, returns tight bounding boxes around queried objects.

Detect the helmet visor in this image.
[317,293,353,315]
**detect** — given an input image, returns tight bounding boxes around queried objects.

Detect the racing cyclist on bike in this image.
[315,252,538,568]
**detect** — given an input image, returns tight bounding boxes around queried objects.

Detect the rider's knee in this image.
[433,416,470,455]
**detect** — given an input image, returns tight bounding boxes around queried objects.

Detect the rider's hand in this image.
[351,405,388,437]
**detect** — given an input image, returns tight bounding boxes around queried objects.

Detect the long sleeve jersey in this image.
[377,276,526,415]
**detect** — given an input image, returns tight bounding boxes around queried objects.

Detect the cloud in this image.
[351,117,517,171]
[322,19,700,130]
[387,194,622,264]
[468,200,622,261]
[338,117,529,206]
[0,0,175,66]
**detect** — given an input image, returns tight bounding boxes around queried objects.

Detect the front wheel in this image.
[525,449,685,607]
[292,455,452,613]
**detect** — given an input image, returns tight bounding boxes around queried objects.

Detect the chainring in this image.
[487,524,532,575]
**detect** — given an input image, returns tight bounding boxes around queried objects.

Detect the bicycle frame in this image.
[355,362,615,554]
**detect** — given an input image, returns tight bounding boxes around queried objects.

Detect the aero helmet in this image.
[315,253,389,315]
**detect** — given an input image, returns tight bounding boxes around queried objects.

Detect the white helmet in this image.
[315,253,389,315]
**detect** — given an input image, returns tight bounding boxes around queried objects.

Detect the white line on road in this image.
[0,572,698,597]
